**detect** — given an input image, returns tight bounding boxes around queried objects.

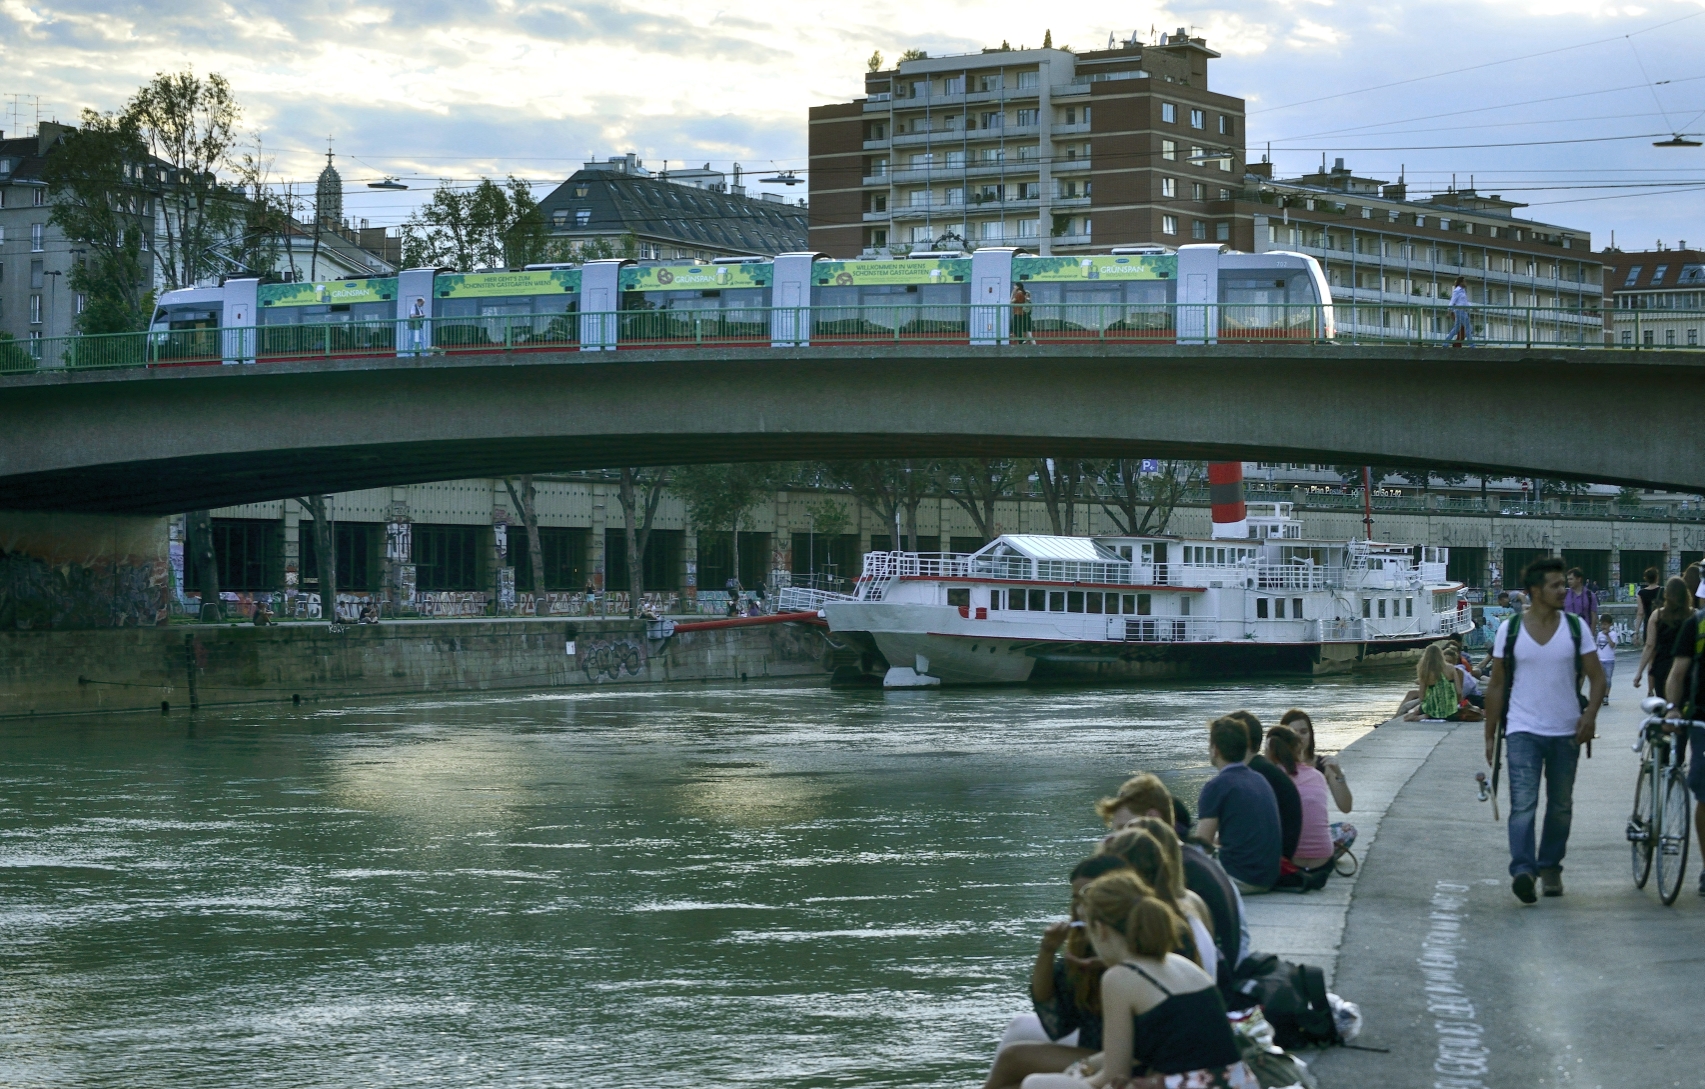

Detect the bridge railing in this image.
[0,303,1677,379]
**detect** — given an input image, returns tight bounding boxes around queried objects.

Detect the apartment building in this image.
[0,124,95,347]
[537,154,808,261]
[1599,245,1704,348]
[809,30,1246,256]
[1241,160,1602,342]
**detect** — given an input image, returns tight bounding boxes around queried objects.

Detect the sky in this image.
[2,0,1703,249]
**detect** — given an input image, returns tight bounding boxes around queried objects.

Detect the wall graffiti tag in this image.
[581,637,647,682]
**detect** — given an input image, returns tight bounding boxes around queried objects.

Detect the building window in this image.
[1162,140,1177,162]
[945,186,964,205]
[1621,330,1632,345]
[31,223,45,251]
[1064,107,1077,124]
[1644,330,1655,346]
[1015,108,1037,126]
[1017,218,1038,237]
[1218,115,1230,135]
[574,209,591,227]
[910,225,934,243]
[1161,215,1178,235]
[944,75,966,94]
[1191,220,1207,240]
[1690,329,1699,346]
[1667,329,1677,346]
[1162,103,1177,123]
[946,150,965,167]
[979,111,1004,130]
[75,293,85,314]
[413,525,480,592]
[33,188,46,206]
[30,259,44,288]
[1624,266,1643,286]
[979,221,1005,240]
[1161,177,1176,198]
[551,210,567,227]
[1388,209,1400,223]
[1216,221,1230,242]
[1190,108,1205,129]
[30,295,43,324]
[1015,72,1037,90]
[1652,265,1669,285]
[869,228,887,247]
[1191,182,1205,201]
[1189,145,1205,163]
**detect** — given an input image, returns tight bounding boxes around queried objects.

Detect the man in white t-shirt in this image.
[1483,556,1606,904]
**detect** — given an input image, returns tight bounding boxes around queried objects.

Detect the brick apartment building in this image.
[1599,245,1704,348]
[809,32,1601,341]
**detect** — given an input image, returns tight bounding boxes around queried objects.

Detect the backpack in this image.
[1229,953,1341,1049]
[1499,612,1585,726]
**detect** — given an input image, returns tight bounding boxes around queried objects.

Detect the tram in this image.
[147,243,1333,363]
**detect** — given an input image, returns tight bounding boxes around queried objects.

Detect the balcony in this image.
[861,173,891,186]
[1053,157,1092,173]
[1052,122,1091,136]
[861,210,892,222]
[862,138,891,151]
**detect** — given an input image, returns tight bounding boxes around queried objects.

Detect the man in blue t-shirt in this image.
[1196,714,1283,893]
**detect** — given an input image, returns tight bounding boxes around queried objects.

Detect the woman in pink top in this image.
[1265,725,1334,869]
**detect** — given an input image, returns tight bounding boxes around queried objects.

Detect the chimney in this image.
[1246,162,1272,179]
[1208,463,1248,539]
[1333,157,1346,172]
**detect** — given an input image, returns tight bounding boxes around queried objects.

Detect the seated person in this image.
[251,601,273,626]
[1196,716,1282,894]
[1264,725,1335,871]
[1442,644,1483,707]
[1065,872,1254,1089]
[1279,708,1352,813]
[1405,643,1483,721]
[1095,774,1247,985]
[1227,710,1301,863]
[1101,824,1218,981]
[358,603,379,624]
[983,856,1124,1089]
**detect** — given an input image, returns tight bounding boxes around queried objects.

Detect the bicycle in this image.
[1629,696,1696,905]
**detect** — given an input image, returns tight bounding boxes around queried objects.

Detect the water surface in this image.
[0,675,1410,1087]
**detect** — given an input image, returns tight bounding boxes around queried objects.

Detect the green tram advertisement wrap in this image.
[618,263,772,344]
[809,258,972,337]
[1012,255,1176,337]
[434,269,581,349]
[257,277,399,355]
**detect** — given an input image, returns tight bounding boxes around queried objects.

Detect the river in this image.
[0,672,1412,1088]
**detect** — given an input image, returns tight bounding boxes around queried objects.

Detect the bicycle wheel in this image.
[1655,769,1693,906]
[1630,762,1654,888]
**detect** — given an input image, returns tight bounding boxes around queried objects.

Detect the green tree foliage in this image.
[867,50,884,72]
[127,70,246,290]
[672,464,777,590]
[43,112,154,333]
[820,460,930,549]
[401,177,548,270]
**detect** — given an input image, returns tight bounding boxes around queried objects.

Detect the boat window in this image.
[1086,592,1103,614]
[1067,591,1085,613]
[947,587,970,608]
[1141,544,1155,564]
[1274,598,1285,619]
[1049,591,1066,612]
[1257,598,1269,619]
[1406,598,1414,617]
[1031,589,1047,611]
[988,590,1001,611]
[1362,599,1371,618]
[1180,597,1190,617]
[1294,598,1304,618]
[1378,599,1387,618]
[1137,594,1151,616]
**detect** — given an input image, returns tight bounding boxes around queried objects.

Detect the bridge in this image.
[0,342,1695,514]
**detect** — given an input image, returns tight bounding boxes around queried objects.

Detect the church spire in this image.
[315,144,343,228]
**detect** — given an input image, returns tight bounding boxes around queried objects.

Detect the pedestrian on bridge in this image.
[1446,276,1475,347]
[1483,556,1606,903]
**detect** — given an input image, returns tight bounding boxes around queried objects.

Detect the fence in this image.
[4,301,1669,379]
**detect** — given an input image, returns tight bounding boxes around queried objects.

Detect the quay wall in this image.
[0,618,834,718]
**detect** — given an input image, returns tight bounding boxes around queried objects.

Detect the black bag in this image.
[1229,953,1341,1049]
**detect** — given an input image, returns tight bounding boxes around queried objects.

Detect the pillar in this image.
[282,502,301,614]
[770,490,790,588]
[682,528,698,608]
[589,484,608,592]
[383,490,413,616]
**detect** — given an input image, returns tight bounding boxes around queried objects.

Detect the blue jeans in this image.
[1447,309,1475,345]
[1505,731,1580,877]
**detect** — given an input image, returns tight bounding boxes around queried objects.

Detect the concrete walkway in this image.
[1242,717,1455,987]
[1301,688,1705,1088]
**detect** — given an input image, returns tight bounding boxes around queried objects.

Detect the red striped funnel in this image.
[1208,462,1248,539]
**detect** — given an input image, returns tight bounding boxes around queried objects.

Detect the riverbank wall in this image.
[0,617,838,717]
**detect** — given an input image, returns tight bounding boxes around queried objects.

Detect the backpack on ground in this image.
[1228,953,1341,1049]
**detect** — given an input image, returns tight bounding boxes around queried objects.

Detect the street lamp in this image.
[44,269,62,338]
[1653,134,1702,148]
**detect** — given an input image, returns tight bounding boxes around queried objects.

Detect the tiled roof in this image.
[1601,250,1705,292]
[536,168,808,256]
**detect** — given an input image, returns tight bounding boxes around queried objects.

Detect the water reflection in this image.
[0,674,1407,1087]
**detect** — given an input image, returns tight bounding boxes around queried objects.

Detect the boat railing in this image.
[1109,616,1223,643]
[776,585,856,612]
[1317,618,1368,642]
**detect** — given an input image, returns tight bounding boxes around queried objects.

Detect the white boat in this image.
[798,502,1473,687]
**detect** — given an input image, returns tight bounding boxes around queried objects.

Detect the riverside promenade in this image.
[1243,666,1700,1087]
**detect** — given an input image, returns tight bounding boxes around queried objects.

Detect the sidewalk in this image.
[1307,687,1702,1087]
[1242,719,1455,987]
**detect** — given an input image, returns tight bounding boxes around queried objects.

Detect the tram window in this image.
[1086,592,1103,614]
[1294,598,1304,618]
[1257,598,1269,619]
[1031,589,1047,610]
[1067,591,1085,613]
[1362,599,1371,618]
[1049,591,1066,612]
[947,588,970,608]
[1137,594,1151,615]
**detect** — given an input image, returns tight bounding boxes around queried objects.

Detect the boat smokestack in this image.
[1208,462,1248,539]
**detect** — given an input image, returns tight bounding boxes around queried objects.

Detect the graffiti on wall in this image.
[580,637,648,682]
[0,551,170,629]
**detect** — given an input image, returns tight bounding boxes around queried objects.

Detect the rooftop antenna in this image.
[1108,31,1115,48]
[1264,140,1271,164]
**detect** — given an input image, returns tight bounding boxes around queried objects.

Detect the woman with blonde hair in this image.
[1405,642,1480,721]
[1100,823,1217,982]
[1025,872,1254,1089]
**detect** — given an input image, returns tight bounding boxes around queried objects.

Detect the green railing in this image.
[10,302,1699,380]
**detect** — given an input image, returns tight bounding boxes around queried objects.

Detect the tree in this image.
[128,70,246,290]
[1035,457,1085,535]
[900,48,929,61]
[938,458,1016,542]
[43,112,154,334]
[822,460,930,550]
[1090,459,1202,535]
[674,464,774,593]
[401,176,548,270]
[867,50,884,72]
[503,476,547,616]
[296,495,337,623]
[616,467,671,618]
[186,510,221,620]
[229,143,298,281]
[1042,29,1053,48]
